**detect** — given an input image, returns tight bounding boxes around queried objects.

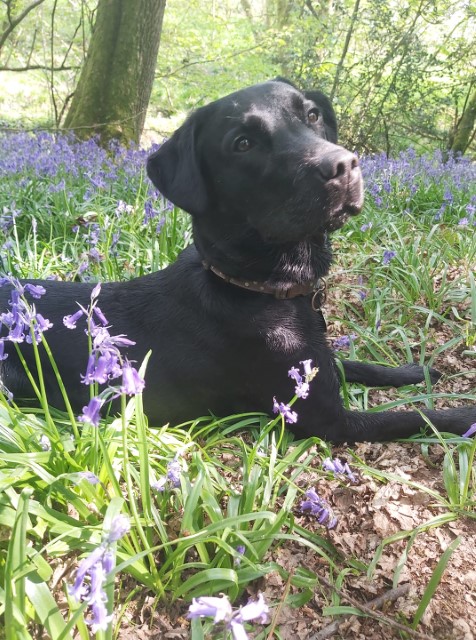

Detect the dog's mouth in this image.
[326,200,362,231]
[326,209,356,232]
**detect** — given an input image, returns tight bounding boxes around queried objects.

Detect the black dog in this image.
[1,79,475,441]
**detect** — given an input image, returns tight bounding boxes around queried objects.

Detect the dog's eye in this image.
[307,109,320,124]
[233,136,253,153]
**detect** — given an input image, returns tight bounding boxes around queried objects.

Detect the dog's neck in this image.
[193,224,333,293]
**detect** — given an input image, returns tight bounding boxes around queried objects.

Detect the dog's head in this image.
[147,80,363,243]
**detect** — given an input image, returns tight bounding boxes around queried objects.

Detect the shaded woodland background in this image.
[1,0,475,155]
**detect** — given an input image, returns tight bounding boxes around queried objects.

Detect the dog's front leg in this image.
[341,405,476,442]
[340,360,441,388]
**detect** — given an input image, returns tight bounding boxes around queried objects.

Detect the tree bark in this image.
[448,87,476,155]
[63,0,166,146]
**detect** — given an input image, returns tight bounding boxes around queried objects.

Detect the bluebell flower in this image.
[152,457,182,492]
[288,365,310,398]
[333,334,356,351]
[234,545,246,566]
[360,222,372,232]
[115,200,134,216]
[0,275,52,346]
[273,359,317,424]
[322,457,357,483]
[63,309,84,329]
[39,434,51,451]
[78,396,104,427]
[120,360,145,395]
[68,514,130,633]
[273,397,298,424]
[458,217,469,227]
[66,287,144,408]
[105,514,131,542]
[300,488,337,529]
[382,250,396,265]
[188,593,269,639]
[77,471,100,485]
[462,423,476,438]
[156,217,166,234]
[24,283,46,299]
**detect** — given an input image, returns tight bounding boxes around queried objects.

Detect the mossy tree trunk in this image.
[64,0,166,146]
[448,88,476,156]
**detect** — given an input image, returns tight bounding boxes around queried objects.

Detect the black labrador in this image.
[1,79,475,442]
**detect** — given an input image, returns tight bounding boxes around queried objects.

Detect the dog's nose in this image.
[317,149,359,182]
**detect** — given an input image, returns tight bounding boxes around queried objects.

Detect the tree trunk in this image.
[448,88,476,156]
[63,0,166,146]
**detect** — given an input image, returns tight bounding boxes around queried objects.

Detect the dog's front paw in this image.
[428,366,442,384]
[400,363,442,385]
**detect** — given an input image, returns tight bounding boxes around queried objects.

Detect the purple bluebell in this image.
[77,471,100,485]
[68,514,130,633]
[300,359,313,376]
[63,309,84,329]
[458,217,469,227]
[78,396,104,427]
[0,276,52,345]
[462,423,476,439]
[120,360,145,395]
[24,283,46,299]
[105,514,131,542]
[382,250,396,265]
[188,593,268,639]
[273,397,298,424]
[152,457,182,492]
[322,457,357,483]
[333,334,356,350]
[360,222,372,232]
[234,545,246,566]
[288,365,310,398]
[300,488,337,529]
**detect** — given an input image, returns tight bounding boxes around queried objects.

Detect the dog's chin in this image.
[325,204,361,232]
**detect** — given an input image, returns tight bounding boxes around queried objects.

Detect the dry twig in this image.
[309,577,435,640]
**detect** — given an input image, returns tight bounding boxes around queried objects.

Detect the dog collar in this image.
[202,260,326,309]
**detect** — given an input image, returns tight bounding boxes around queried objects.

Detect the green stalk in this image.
[120,394,164,597]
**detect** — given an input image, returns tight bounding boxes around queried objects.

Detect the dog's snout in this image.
[317,149,359,182]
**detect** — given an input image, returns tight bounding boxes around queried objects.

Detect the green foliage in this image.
[0,133,475,636]
[1,0,475,153]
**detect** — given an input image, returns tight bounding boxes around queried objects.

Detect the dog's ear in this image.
[304,90,338,143]
[146,115,209,216]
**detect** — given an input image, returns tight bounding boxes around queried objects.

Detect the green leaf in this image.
[25,573,68,637]
[411,536,462,629]
[174,568,238,599]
